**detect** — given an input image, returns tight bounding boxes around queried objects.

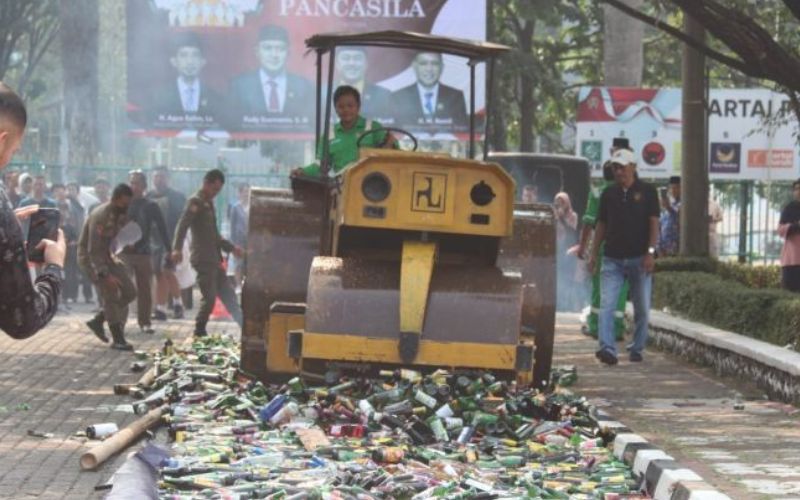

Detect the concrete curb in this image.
[598,414,732,500]
[646,309,800,404]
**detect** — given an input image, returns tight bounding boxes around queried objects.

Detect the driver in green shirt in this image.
[298,85,396,177]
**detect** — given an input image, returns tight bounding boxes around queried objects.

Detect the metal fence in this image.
[9,160,795,264]
[8,160,293,238]
[642,180,789,265]
[712,180,791,265]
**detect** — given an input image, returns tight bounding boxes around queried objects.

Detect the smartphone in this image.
[27,208,61,263]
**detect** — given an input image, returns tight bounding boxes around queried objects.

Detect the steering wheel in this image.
[357,127,418,152]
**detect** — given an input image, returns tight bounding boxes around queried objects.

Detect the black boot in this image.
[109,323,134,351]
[86,312,108,343]
[194,321,207,338]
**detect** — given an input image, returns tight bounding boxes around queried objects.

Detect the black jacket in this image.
[124,197,171,255]
[0,186,61,339]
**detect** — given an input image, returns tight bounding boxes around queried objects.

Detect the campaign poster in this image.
[575,87,800,181]
[126,0,487,140]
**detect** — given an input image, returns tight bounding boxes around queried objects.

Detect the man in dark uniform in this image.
[122,171,171,334]
[79,183,137,350]
[171,169,243,337]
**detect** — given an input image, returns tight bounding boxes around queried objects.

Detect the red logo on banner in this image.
[642,142,665,166]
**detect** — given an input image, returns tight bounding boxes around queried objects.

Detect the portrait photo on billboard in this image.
[126,0,486,140]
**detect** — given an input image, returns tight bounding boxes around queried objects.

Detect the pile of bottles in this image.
[130,336,645,499]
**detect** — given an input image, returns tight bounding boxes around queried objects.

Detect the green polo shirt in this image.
[301,116,389,177]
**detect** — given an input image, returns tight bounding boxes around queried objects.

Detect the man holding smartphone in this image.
[0,82,65,339]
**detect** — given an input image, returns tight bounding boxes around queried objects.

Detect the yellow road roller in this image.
[241,32,556,388]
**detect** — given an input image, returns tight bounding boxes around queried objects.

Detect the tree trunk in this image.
[680,14,708,256]
[519,21,535,152]
[603,0,644,86]
[486,0,507,152]
[60,0,99,167]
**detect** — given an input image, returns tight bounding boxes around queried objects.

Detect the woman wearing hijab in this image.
[778,179,800,292]
[554,192,580,310]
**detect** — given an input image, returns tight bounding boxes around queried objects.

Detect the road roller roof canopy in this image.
[306,31,510,173]
[306,31,510,60]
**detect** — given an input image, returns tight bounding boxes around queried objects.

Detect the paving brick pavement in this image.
[555,313,800,500]
[0,302,239,499]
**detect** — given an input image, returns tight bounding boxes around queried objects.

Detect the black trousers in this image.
[782,265,800,292]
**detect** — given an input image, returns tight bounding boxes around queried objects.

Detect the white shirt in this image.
[416,83,440,116]
[177,78,200,112]
[260,70,287,112]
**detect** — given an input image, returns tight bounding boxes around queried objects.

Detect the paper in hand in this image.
[112,221,142,255]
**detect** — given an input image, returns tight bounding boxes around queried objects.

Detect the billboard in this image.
[126,0,486,140]
[575,87,800,181]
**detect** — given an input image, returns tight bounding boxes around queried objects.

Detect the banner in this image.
[127,0,486,139]
[575,87,800,181]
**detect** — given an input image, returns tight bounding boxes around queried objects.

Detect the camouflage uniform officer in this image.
[172,169,243,337]
[78,184,137,350]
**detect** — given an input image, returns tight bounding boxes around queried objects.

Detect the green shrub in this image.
[717,262,781,289]
[655,257,717,274]
[655,257,781,289]
[653,271,800,346]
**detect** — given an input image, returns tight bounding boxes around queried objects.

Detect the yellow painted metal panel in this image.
[339,153,514,237]
[399,241,437,334]
[301,332,518,370]
[265,311,304,374]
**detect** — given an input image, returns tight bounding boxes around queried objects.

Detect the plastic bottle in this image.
[269,401,299,426]
[258,394,287,423]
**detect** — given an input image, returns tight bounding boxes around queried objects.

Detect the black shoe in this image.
[173,305,184,319]
[152,310,168,321]
[109,323,134,351]
[595,349,618,366]
[193,330,208,338]
[86,316,109,344]
[110,342,134,351]
[140,325,155,335]
[629,351,643,362]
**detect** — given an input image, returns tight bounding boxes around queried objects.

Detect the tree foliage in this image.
[488,0,602,152]
[604,0,800,124]
[0,1,60,100]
